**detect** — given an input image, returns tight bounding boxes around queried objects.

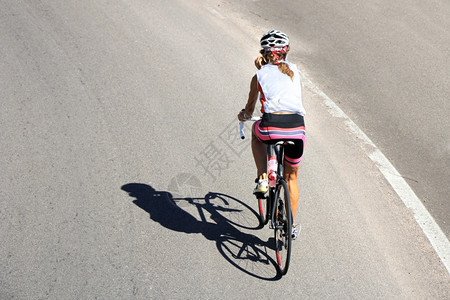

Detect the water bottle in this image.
[267,155,277,187]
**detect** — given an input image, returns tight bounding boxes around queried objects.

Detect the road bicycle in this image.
[240,119,293,276]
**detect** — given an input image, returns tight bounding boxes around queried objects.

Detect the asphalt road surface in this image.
[1,0,449,299]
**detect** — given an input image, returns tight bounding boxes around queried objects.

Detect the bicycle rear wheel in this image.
[273,179,292,275]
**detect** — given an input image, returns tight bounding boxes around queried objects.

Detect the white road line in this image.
[207,7,225,19]
[299,72,450,274]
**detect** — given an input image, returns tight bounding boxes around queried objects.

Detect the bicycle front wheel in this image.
[257,190,272,226]
[273,179,292,275]
[257,196,267,226]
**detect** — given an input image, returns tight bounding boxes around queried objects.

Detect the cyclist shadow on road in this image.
[121,183,282,280]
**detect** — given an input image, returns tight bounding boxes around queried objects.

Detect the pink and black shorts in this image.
[253,113,306,167]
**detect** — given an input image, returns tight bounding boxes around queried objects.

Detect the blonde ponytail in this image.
[263,51,294,81]
[277,62,294,81]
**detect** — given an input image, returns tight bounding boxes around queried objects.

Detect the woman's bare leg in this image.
[251,124,267,179]
[284,164,299,219]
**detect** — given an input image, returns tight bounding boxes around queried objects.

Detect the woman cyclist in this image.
[238,30,306,239]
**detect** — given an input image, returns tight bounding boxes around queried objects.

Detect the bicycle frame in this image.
[267,142,290,229]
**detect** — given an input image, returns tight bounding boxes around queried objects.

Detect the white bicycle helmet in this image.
[260,30,290,51]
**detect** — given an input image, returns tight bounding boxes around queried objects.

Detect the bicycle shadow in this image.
[121,183,282,280]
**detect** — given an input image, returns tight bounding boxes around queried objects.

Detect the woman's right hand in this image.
[254,56,264,70]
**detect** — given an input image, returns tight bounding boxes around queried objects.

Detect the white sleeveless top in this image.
[256,61,306,116]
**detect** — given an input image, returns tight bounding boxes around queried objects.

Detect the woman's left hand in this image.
[237,110,246,122]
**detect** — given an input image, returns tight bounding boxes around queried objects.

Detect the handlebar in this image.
[239,116,261,139]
